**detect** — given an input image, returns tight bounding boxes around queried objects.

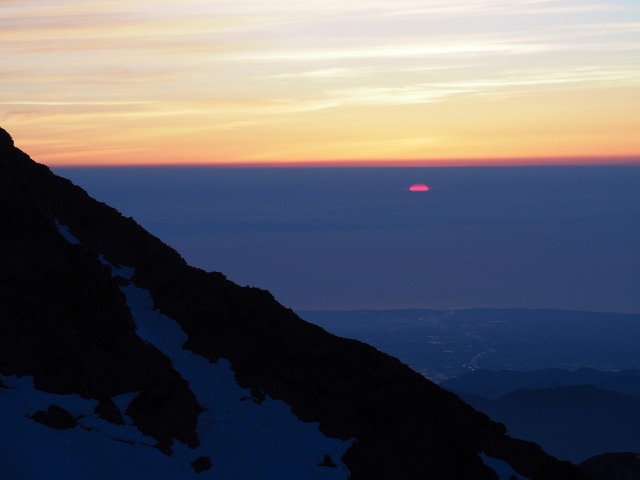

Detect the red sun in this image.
[409,184,430,191]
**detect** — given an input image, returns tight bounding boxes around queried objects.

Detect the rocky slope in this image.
[0,126,588,479]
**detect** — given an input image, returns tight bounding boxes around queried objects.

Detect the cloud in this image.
[321,85,468,106]
[234,40,550,63]
[382,0,633,17]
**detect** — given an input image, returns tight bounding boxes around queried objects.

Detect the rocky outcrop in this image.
[31,404,78,430]
[580,452,640,480]
[190,456,212,473]
[318,455,338,468]
[0,126,589,479]
[94,398,125,425]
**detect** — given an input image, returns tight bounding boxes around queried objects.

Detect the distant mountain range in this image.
[0,126,592,479]
[441,367,640,399]
[441,368,640,463]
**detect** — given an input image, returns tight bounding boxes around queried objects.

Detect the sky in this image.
[3,0,640,166]
[55,166,640,314]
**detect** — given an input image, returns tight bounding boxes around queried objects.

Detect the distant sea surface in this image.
[52,165,640,313]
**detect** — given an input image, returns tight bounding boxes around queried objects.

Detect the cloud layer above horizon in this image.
[2,0,640,165]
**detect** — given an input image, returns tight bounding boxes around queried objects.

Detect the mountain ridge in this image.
[0,126,587,479]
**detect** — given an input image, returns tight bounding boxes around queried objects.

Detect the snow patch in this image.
[55,219,80,245]
[481,453,530,480]
[99,254,134,279]
[111,392,138,425]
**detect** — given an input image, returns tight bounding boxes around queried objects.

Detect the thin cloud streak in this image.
[234,42,551,62]
[388,2,630,17]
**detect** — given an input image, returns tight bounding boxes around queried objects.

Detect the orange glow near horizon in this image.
[2,1,640,167]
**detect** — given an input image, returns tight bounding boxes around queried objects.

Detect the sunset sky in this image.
[2,0,640,166]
